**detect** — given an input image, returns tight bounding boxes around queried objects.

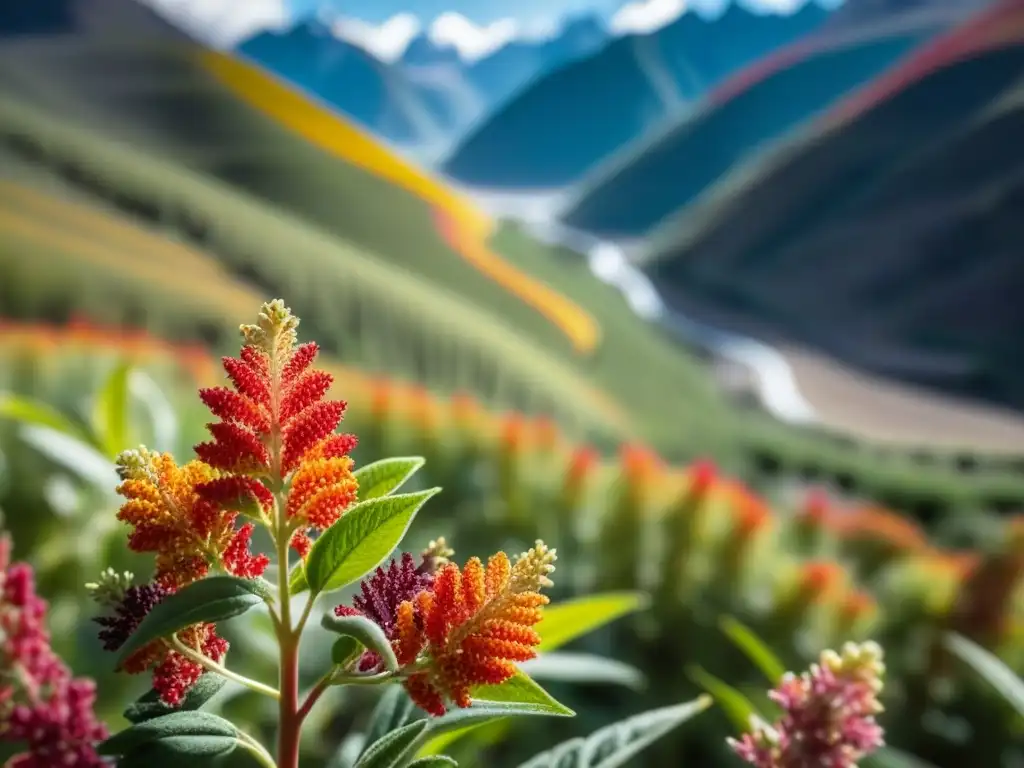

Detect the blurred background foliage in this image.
[0,328,1022,766]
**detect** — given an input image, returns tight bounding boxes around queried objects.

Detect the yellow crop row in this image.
[197,51,602,355]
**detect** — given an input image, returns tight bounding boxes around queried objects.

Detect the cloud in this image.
[331,13,422,62]
[428,12,521,62]
[610,0,687,34]
[139,0,291,47]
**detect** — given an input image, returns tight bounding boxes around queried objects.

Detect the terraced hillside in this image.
[5,0,1024,522]
[641,0,1024,417]
[0,2,734,457]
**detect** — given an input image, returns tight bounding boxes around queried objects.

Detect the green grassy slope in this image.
[3,32,1024,522]
[0,38,735,455]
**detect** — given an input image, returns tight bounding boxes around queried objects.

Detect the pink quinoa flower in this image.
[0,535,109,766]
[728,641,886,768]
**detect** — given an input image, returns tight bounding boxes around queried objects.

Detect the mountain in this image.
[822,0,997,30]
[238,18,451,149]
[463,15,609,111]
[440,3,831,189]
[640,0,1024,413]
[236,13,609,154]
[559,2,974,238]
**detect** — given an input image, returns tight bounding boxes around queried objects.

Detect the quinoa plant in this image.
[0,300,895,768]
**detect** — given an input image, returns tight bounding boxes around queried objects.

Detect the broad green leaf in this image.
[520,652,644,690]
[116,576,272,666]
[93,360,131,457]
[98,711,237,756]
[305,488,440,595]
[425,697,575,741]
[416,672,573,757]
[536,592,648,652]
[289,562,309,593]
[516,696,712,768]
[412,725,480,759]
[124,672,228,723]
[408,758,457,768]
[355,457,426,500]
[945,632,1024,717]
[113,734,239,765]
[322,613,399,672]
[686,665,760,734]
[0,392,90,442]
[362,686,420,759]
[720,616,786,684]
[472,669,574,715]
[355,720,428,768]
[19,424,118,489]
[332,635,363,667]
[129,370,179,453]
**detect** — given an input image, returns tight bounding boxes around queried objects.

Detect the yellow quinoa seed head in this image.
[240,299,299,360]
[85,567,135,607]
[115,447,158,481]
[511,540,557,592]
[422,537,455,566]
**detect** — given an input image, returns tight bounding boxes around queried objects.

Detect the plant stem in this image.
[167,636,280,700]
[295,591,316,637]
[276,521,302,768]
[296,674,331,723]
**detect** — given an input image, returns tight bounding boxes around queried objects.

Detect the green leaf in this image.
[355,720,428,768]
[305,488,440,595]
[408,758,457,768]
[289,562,309,594]
[427,697,574,737]
[98,711,237,756]
[719,616,786,684]
[944,632,1024,717]
[116,576,271,666]
[129,370,179,453]
[416,672,574,757]
[535,592,648,653]
[686,665,760,734]
[124,672,228,724]
[0,392,91,442]
[516,696,712,768]
[355,457,426,500]
[322,613,399,672]
[362,687,420,759]
[519,652,645,690]
[93,360,131,458]
[472,669,574,715]
[113,734,239,765]
[18,424,117,489]
[332,635,364,667]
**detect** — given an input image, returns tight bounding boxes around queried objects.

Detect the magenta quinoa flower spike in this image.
[729,641,886,768]
[0,535,108,767]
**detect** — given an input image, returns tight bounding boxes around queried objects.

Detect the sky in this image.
[140,0,842,59]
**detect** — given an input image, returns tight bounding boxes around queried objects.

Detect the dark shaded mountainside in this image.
[642,0,1024,415]
[560,3,982,237]
[440,3,831,188]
